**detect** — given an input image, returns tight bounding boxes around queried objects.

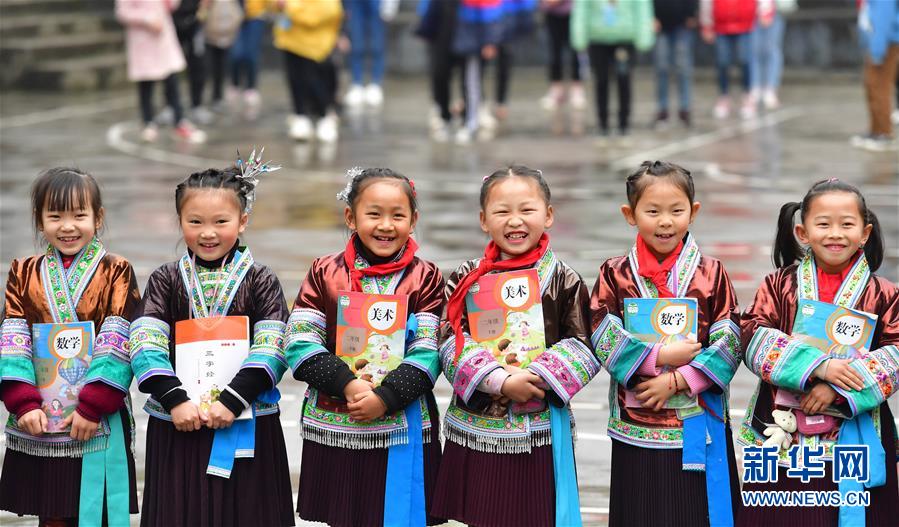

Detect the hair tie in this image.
[408,178,417,198]
[827,177,839,183]
[235,147,281,215]
[337,166,364,203]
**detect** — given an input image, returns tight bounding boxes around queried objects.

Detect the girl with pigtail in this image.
[739,178,899,526]
[284,167,445,526]
[128,155,295,526]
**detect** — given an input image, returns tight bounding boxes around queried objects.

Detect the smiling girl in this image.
[590,160,742,527]
[129,164,294,526]
[433,165,599,527]
[285,167,445,527]
[0,168,140,526]
[739,178,899,526]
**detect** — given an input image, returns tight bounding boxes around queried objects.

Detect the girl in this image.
[590,161,742,526]
[115,0,206,144]
[129,161,294,526]
[0,168,140,526]
[699,0,757,119]
[285,167,445,526]
[433,166,599,527]
[738,178,899,526]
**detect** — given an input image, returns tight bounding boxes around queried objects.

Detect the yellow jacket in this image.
[270,0,343,62]
[245,0,266,19]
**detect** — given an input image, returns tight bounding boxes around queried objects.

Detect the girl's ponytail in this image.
[772,201,802,268]
[863,208,884,272]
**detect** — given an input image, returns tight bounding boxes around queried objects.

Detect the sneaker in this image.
[678,109,692,128]
[428,107,445,133]
[224,85,240,106]
[430,120,450,143]
[174,120,207,144]
[713,97,731,119]
[288,114,312,141]
[344,85,365,108]
[850,133,898,152]
[891,109,899,125]
[190,106,215,125]
[364,84,384,107]
[569,84,587,110]
[315,112,339,143]
[243,89,261,110]
[740,94,757,120]
[540,91,560,111]
[653,110,670,129]
[494,104,509,123]
[154,106,175,126]
[140,123,159,143]
[477,126,495,142]
[454,127,472,145]
[478,105,498,131]
[762,90,780,110]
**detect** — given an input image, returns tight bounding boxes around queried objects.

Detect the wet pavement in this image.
[1,67,897,526]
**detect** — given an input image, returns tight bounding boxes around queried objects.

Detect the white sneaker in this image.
[478,105,498,131]
[224,85,240,106]
[569,85,587,110]
[454,127,472,145]
[140,123,159,143]
[430,120,450,142]
[713,97,731,119]
[316,112,339,143]
[174,120,207,144]
[364,84,384,107]
[344,85,365,108]
[288,114,312,141]
[762,90,780,110]
[243,89,261,110]
[740,94,757,120]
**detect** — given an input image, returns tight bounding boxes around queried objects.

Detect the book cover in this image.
[175,316,251,420]
[336,291,408,387]
[465,268,546,368]
[622,298,699,410]
[32,321,95,433]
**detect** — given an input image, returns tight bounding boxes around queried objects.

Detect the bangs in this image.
[31,167,102,231]
[43,180,91,212]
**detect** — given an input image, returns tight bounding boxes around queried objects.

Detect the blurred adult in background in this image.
[652,0,698,128]
[416,0,463,142]
[227,0,268,118]
[850,0,899,152]
[171,0,213,124]
[700,0,757,120]
[204,0,244,110]
[748,0,797,112]
[343,0,400,109]
[539,0,586,112]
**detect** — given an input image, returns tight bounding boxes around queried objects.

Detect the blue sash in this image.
[384,400,426,526]
[207,388,281,478]
[79,412,130,526]
[837,411,885,527]
[550,403,582,527]
[682,392,733,527]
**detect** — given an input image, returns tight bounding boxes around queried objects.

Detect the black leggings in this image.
[283,51,334,118]
[429,43,462,122]
[177,25,205,108]
[588,43,635,131]
[207,45,229,103]
[138,74,182,124]
[545,13,580,82]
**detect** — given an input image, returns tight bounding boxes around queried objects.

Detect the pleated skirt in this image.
[140,412,294,527]
[296,396,443,527]
[431,439,556,527]
[608,427,741,527]
[738,404,899,527]
[0,408,138,520]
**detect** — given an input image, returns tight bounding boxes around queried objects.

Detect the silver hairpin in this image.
[336,166,364,203]
[235,147,281,214]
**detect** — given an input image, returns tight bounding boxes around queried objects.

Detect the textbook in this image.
[774,299,877,417]
[175,316,251,420]
[32,321,95,433]
[622,298,699,412]
[336,290,408,387]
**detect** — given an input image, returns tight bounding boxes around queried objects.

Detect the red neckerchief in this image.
[635,235,683,298]
[816,251,859,304]
[343,234,419,292]
[445,233,550,364]
[61,254,75,269]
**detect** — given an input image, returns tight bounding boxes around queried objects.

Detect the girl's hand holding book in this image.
[206,401,236,429]
[658,340,702,368]
[634,372,684,412]
[347,391,387,422]
[343,378,375,402]
[817,359,865,392]
[171,401,205,432]
[62,412,99,441]
[17,408,48,436]
[500,372,546,403]
[800,383,838,415]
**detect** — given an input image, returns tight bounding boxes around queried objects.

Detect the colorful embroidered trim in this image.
[178,248,254,319]
[241,320,288,385]
[0,318,34,383]
[41,237,106,323]
[285,308,328,371]
[129,316,175,384]
[85,316,133,392]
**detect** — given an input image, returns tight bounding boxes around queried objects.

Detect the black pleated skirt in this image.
[296,397,443,527]
[738,404,899,527]
[608,427,741,527]
[0,408,138,520]
[140,412,294,527]
[431,439,556,527]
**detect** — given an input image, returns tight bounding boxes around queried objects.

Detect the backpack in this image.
[204,0,243,48]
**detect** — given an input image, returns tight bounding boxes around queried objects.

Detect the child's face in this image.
[179,189,248,262]
[345,180,418,259]
[795,191,871,274]
[40,196,103,256]
[621,179,699,260]
[479,177,554,258]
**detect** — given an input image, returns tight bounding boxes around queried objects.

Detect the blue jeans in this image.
[654,26,694,112]
[229,19,265,89]
[749,13,785,91]
[345,0,385,85]
[715,33,751,95]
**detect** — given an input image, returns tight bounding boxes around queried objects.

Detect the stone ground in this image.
[1,66,897,526]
